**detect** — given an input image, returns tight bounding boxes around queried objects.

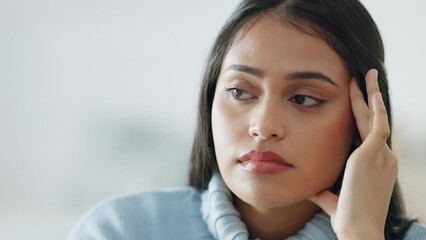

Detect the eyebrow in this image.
[226,64,263,77]
[225,63,339,88]
[287,71,339,87]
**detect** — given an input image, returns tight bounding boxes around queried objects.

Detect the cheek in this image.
[211,95,244,165]
[293,104,355,184]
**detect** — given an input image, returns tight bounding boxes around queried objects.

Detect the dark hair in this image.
[188,0,415,239]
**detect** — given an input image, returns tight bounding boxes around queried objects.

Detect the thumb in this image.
[309,190,338,217]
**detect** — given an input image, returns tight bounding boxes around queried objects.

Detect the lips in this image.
[239,150,293,174]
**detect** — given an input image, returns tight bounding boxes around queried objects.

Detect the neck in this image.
[234,196,321,240]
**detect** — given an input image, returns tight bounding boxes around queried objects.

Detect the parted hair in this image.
[188,0,415,239]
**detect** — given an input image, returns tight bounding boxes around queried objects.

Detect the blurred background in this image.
[0,0,425,239]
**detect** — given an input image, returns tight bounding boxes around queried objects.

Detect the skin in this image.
[211,15,396,240]
[310,70,397,240]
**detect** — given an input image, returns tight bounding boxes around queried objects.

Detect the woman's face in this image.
[211,16,355,208]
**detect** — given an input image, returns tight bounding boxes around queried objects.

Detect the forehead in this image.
[222,15,349,82]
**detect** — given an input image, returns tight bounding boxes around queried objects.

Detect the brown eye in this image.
[294,95,306,104]
[231,89,243,98]
[225,87,254,100]
[290,95,325,107]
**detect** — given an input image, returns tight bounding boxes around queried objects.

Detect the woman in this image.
[68,0,426,239]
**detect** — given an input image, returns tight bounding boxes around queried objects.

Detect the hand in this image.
[309,69,398,240]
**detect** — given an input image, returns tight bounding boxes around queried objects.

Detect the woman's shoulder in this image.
[95,186,202,212]
[405,221,426,239]
[67,186,213,240]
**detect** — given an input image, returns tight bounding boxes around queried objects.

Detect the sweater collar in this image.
[200,172,337,240]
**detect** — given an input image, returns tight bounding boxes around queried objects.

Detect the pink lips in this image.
[239,150,293,174]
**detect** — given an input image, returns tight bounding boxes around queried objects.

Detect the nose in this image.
[248,98,285,141]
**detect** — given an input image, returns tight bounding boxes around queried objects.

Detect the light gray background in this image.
[0,0,425,239]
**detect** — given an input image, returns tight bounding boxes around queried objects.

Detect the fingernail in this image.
[373,69,379,87]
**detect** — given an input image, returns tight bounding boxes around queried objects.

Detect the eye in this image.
[224,87,255,100]
[289,95,325,107]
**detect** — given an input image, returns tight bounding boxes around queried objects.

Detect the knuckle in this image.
[373,128,390,140]
[374,129,390,141]
[377,104,388,114]
[389,153,398,165]
[394,163,399,176]
[386,152,399,175]
[373,106,388,121]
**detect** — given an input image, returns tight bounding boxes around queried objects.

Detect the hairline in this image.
[227,10,350,79]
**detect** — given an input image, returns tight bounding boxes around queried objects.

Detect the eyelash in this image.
[224,87,256,101]
[288,95,326,108]
[224,87,326,108]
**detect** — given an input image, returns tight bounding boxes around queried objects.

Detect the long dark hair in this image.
[188,0,414,239]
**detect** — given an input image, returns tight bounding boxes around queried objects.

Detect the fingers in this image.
[371,92,390,144]
[366,69,380,114]
[350,77,370,141]
[364,70,390,149]
[350,69,386,142]
[309,191,338,217]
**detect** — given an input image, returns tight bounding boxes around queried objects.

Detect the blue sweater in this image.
[68,173,426,239]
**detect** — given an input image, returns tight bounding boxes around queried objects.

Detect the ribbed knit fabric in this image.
[201,171,249,240]
[405,222,426,239]
[201,172,337,240]
[67,172,426,240]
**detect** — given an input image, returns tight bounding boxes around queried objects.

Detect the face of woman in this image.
[211,16,355,208]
